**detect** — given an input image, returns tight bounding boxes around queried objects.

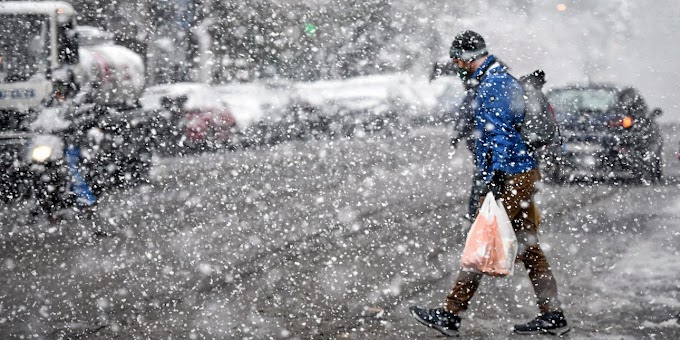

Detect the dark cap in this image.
[449,30,488,61]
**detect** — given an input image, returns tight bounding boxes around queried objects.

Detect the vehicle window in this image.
[0,14,50,82]
[548,88,618,120]
[57,20,79,65]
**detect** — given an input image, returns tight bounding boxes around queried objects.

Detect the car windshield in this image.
[548,88,618,115]
[0,14,50,82]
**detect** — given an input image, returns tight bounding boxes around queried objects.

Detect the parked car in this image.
[544,84,663,183]
[140,83,237,154]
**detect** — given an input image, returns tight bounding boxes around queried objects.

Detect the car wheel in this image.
[123,149,152,186]
[637,155,661,185]
[550,166,565,184]
[343,124,355,138]
[543,157,564,184]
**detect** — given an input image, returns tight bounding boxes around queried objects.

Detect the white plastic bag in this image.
[460,191,518,276]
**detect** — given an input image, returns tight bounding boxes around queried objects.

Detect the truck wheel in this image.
[652,156,662,183]
[637,157,661,185]
[131,150,153,184]
[34,169,71,220]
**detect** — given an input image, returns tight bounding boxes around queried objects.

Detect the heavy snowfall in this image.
[0,0,679,339]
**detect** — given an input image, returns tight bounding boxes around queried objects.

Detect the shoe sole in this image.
[410,309,459,337]
[514,326,571,336]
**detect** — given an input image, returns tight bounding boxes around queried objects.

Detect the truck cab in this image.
[0,1,79,121]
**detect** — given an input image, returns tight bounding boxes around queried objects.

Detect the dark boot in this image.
[513,311,571,336]
[409,306,460,337]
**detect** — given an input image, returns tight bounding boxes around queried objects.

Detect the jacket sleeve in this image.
[452,92,475,140]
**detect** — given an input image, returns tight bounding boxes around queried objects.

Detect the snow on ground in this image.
[1,125,679,338]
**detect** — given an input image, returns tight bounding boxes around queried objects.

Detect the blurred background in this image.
[41,0,677,122]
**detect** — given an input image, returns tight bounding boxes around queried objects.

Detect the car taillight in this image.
[621,116,634,128]
[186,110,201,118]
[608,115,634,129]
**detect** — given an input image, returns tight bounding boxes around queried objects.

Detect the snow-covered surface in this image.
[78,44,145,105]
[29,107,70,132]
[140,82,222,112]
[296,74,404,111]
[75,25,115,46]
[296,73,456,117]
[142,81,294,127]
[141,74,458,128]
[213,81,294,126]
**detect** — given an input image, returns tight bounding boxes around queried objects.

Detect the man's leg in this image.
[448,171,487,312]
[409,171,485,336]
[502,169,562,313]
[513,223,569,336]
[445,269,483,313]
[515,225,561,313]
[412,271,471,336]
[65,145,96,207]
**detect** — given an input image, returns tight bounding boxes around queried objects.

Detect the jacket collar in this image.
[471,54,499,81]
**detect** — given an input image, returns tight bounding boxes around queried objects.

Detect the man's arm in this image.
[451,91,476,148]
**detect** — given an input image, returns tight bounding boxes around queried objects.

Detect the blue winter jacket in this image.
[471,55,537,183]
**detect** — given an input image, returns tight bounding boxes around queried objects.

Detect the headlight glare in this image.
[31,145,53,162]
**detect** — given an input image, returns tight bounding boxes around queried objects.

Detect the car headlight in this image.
[31,145,53,162]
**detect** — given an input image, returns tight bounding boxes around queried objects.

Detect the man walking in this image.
[410,30,570,337]
[449,58,498,223]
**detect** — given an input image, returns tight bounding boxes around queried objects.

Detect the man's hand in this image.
[450,129,464,148]
[487,171,506,198]
[450,136,460,148]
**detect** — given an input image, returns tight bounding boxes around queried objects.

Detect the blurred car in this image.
[140,83,237,153]
[545,84,663,183]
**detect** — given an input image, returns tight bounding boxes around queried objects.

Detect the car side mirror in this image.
[651,108,663,118]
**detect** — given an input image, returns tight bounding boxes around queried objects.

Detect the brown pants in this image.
[445,168,562,314]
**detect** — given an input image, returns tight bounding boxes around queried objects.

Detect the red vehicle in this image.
[140,83,237,153]
[185,106,236,148]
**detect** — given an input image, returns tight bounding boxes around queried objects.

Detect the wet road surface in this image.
[1,124,679,339]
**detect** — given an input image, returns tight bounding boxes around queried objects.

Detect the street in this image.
[1,124,679,339]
